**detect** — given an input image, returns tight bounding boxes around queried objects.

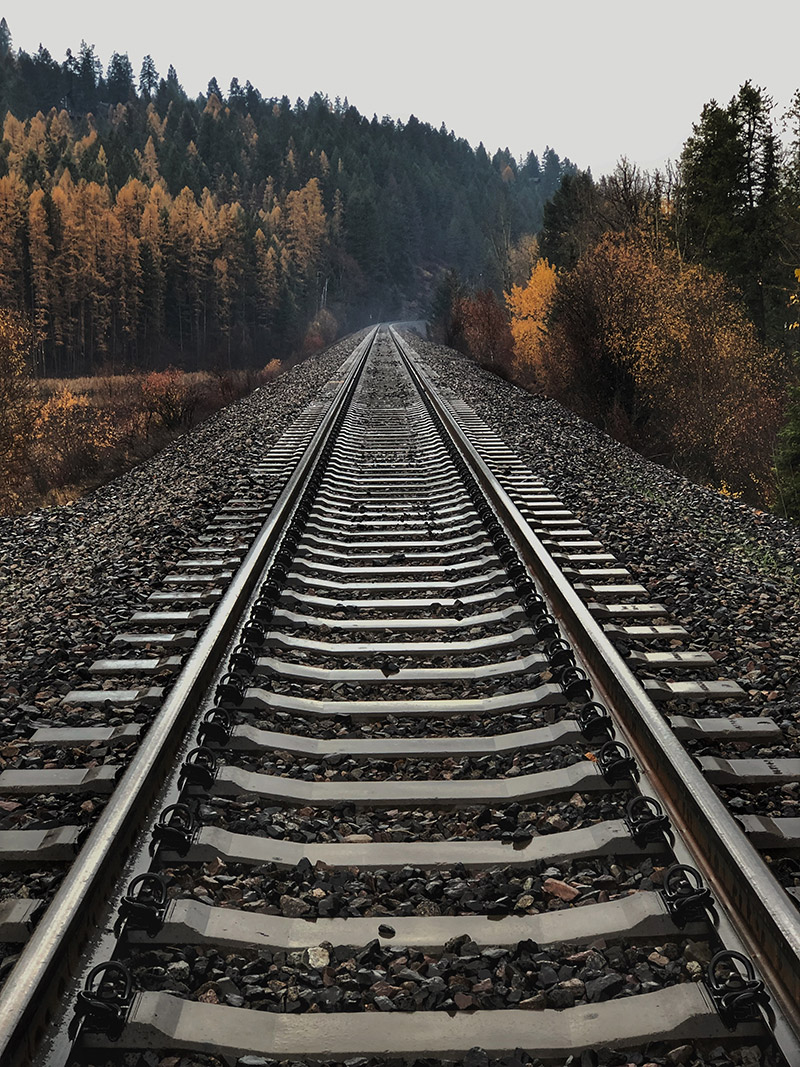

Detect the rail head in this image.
[390,324,800,1055]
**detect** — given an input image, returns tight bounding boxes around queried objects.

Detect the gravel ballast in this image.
[410,336,800,734]
[0,337,358,722]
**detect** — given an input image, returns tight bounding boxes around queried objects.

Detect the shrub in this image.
[521,230,783,501]
[141,368,198,430]
[31,387,117,488]
[302,308,339,355]
[455,290,514,372]
[258,358,282,383]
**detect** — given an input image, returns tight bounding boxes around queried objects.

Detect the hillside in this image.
[0,24,573,374]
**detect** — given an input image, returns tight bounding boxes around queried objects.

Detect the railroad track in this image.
[1,325,799,1066]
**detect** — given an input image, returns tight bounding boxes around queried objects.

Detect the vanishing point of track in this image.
[1,326,800,1066]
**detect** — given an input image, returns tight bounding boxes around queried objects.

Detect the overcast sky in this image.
[3,0,799,176]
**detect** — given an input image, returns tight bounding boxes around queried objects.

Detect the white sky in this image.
[3,0,799,176]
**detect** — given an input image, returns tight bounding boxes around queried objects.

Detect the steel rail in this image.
[390,325,800,1055]
[0,327,378,1067]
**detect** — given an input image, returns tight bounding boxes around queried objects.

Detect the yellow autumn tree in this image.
[28,188,53,374]
[254,229,279,329]
[139,180,170,341]
[32,386,117,488]
[505,258,558,385]
[169,187,209,352]
[539,229,782,499]
[283,177,327,282]
[139,135,160,181]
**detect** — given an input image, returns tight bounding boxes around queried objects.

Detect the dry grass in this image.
[2,362,283,515]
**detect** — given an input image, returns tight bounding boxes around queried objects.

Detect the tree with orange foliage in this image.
[283,178,327,288]
[505,259,558,386]
[31,386,117,488]
[28,188,53,374]
[537,229,782,499]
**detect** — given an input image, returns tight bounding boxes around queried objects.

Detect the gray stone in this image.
[667,1046,693,1066]
[683,939,713,965]
[585,972,626,1001]
[215,976,241,998]
[279,894,310,917]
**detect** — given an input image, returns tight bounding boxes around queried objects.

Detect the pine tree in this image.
[0,17,12,59]
[139,55,158,99]
[106,52,135,105]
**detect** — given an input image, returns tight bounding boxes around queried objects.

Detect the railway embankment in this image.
[416,337,800,761]
[0,339,355,728]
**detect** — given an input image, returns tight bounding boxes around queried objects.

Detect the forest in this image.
[433,82,800,515]
[0,19,572,376]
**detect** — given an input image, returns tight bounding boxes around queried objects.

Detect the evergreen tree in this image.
[678,82,786,343]
[139,55,158,98]
[106,52,134,105]
[0,17,11,59]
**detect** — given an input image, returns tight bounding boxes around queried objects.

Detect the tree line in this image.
[433,82,800,513]
[0,19,574,375]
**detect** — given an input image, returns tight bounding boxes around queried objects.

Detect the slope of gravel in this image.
[412,337,800,756]
[0,336,359,716]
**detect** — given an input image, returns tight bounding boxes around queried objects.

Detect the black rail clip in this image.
[274,549,293,571]
[506,561,525,582]
[596,740,639,783]
[215,672,247,706]
[114,872,169,937]
[228,643,256,673]
[625,795,672,847]
[522,593,545,618]
[558,665,593,702]
[545,638,575,672]
[661,863,715,927]
[179,747,218,791]
[514,578,535,599]
[67,961,133,1041]
[706,950,769,1028]
[241,621,267,647]
[251,597,276,625]
[531,612,559,640]
[578,701,616,743]
[198,707,233,747]
[149,803,197,857]
[260,578,283,604]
